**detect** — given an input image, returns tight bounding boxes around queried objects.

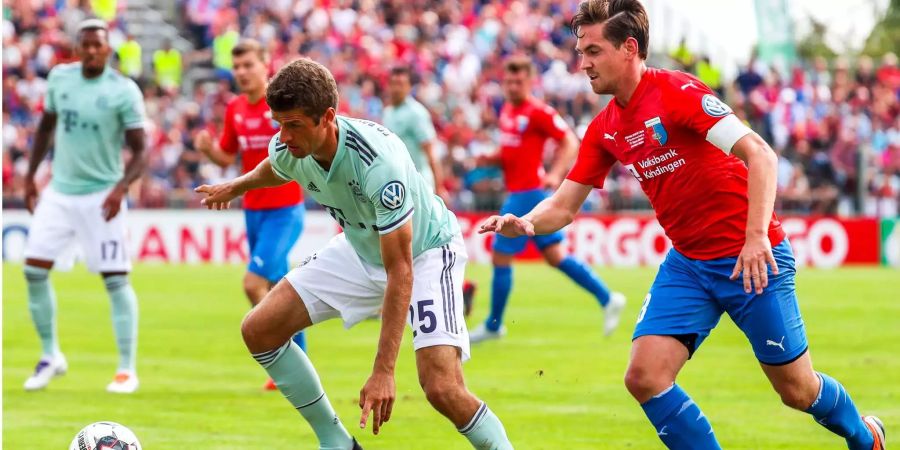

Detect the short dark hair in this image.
[390,65,419,85]
[503,56,535,76]
[570,0,650,60]
[266,58,339,123]
[390,66,411,78]
[232,38,268,62]
[76,18,108,42]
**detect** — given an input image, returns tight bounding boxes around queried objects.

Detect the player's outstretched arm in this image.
[480,180,591,237]
[360,221,413,435]
[525,179,592,233]
[730,132,780,294]
[195,159,287,210]
[24,112,57,214]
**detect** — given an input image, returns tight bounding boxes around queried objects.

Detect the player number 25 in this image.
[408,299,437,337]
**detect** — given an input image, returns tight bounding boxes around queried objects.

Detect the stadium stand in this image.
[3,0,899,216]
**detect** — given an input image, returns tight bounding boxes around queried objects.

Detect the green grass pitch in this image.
[3,263,898,449]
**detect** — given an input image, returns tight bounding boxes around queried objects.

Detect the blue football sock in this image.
[292,331,307,352]
[486,266,512,332]
[557,256,611,307]
[641,384,721,450]
[805,372,874,450]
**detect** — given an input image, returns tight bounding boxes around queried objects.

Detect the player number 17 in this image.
[100,240,120,261]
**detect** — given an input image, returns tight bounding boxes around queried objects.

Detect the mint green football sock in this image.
[459,402,513,450]
[253,341,352,450]
[104,275,138,372]
[24,265,60,357]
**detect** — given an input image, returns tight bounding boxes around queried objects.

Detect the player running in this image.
[382,65,478,315]
[469,56,625,344]
[196,58,513,450]
[22,19,146,394]
[480,1,885,449]
[193,39,307,389]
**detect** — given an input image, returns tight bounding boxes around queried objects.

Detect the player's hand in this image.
[193,130,213,156]
[195,182,238,210]
[478,213,535,238]
[24,177,38,214]
[101,185,126,221]
[359,371,395,435]
[543,173,563,191]
[730,234,779,294]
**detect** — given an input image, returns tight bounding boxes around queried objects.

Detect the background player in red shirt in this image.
[193,40,307,388]
[480,1,884,449]
[470,56,626,344]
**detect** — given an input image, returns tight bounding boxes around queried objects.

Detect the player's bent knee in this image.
[541,244,565,267]
[240,310,263,348]
[777,387,817,410]
[240,308,281,351]
[421,378,463,410]
[775,382,819,411]
[624,365,672,402]
[492,252,514,267]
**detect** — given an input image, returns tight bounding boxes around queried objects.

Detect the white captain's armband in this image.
[705,114,752,154]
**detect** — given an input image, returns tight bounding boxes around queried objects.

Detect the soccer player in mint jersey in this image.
[383,65,478,316]
[193,39,307,390]
[480,1,884,449]
[469,56,626,344]
[196,59,513,450]
[22,19,146,394]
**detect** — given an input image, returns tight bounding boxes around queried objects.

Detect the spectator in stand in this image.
[153,39,182,91]
[91,0,118,22]
[116,32,142,81]
[696,55,723,97]
[213,21,240,82]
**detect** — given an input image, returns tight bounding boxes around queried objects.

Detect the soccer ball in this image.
[69,422,142,450]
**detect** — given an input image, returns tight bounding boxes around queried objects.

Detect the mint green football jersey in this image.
[382,97,437,188]
[44,63,146,195]
[268,115,458,266]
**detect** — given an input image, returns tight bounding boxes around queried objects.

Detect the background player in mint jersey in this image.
[195,59,513,450]
[21,19,146,394]
[469,56,626,344]
[382,65,478,316]
[480,1,884,449]
[382,65,449,203]
[193,39,307,390]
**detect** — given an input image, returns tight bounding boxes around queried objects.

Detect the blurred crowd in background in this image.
[4,0,900,216]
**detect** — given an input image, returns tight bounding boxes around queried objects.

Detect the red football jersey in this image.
[498,97,569,192]
[567,68,785,260]
[220,95,302,210]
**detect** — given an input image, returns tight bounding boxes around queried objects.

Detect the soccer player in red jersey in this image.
[470,56,626,344]
[479,1,884,449]
[194,40,307,388]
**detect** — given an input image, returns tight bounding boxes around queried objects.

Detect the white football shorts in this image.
[24,185,131,273]
[285,232,471,361]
